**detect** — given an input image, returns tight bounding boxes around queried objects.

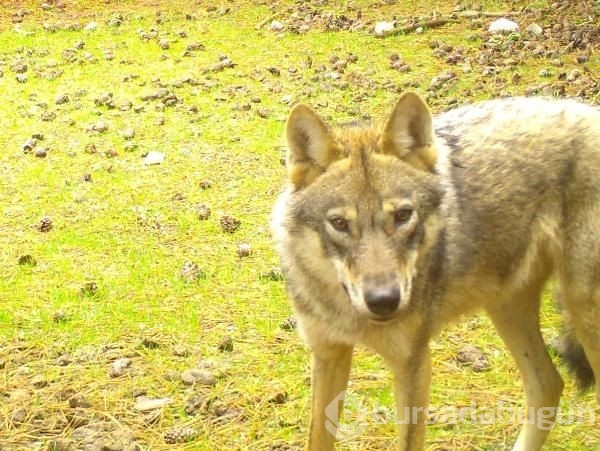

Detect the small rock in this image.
[56,354,71,366]
[488,18,519,33]
[134,396,173,412]
[196,204,211,220]
[577,55,589,64]
[143,151,165,165]
[181,368,217,386]
[173,345,189,357]
[109,358,132,378]
[237,243,252,257]
[34,148,48,158]
[68,393,91,408]
[268,391,288,404]
[374,21,394,36]
[180,261,205,281]
[525,23,543,36]
[46,439,74,451]
[41,111,56,122]
[89,121,108,132]
[16,73,27,83]
[32,374,48,389]
[11,62,27,73]
[120,128,135,140]
[217,336,233,352]
[270,20,284,32]
[184,394,207,415]
[159,39,170,50]
[22,137,37,153]
[84,21,97,32]
[185,42,205,52]
[55,93,69,105]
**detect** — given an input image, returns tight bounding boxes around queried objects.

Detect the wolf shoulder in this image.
[433,96,600,153]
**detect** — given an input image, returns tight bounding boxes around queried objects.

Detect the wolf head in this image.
[278,92,443,322]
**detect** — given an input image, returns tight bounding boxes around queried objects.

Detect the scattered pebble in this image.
[488,18,519,33]
[143,151,165,165]
[220,215,241,233]
[374,21,394,36]
[134,396,173,412]
[237,242,252,257]
[181,368,217,386]
[109,358,132,378]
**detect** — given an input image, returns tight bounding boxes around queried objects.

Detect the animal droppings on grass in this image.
[80,281,99,297]
[68,393,91,408]
[199,180,212,190]
[184,393,209,415]
[456,344,490,372]
[280,316,298,331]
[52,310,69,323]
[220,215,241,233]
[268,390,289,405]
[180,261,206,281]
[17,254,37,266]
[259,267,284,282]
[217,336,234,352]
[180,368,217,386]
[38,216,53,232]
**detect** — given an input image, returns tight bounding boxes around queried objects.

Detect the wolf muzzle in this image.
[363,277,401,316]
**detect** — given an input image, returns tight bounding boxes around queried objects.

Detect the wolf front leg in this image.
[382,342,432,451]
[306,341,354,451]
[485,286,563,451]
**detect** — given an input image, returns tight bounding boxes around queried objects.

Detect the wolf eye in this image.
[394,208,413,226]
[329,216,349,232]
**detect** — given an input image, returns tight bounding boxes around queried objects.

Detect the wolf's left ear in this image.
[379,92,437,172]
[285,104,341,190]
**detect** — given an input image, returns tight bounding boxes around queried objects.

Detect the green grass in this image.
[0,1,599,449]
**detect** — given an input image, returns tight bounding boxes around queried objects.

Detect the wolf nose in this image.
[364,286,400,316]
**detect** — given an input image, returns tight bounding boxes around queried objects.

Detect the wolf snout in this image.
[364,285,401,316]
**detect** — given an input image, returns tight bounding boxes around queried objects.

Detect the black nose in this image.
[364,286,400,316]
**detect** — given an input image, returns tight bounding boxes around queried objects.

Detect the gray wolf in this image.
[271,91,600,450]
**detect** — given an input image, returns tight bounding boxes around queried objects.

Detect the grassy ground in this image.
[0,0,598,449]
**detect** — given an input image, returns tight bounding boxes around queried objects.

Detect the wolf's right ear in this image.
[379,92,437,172]
[285,104,340,190]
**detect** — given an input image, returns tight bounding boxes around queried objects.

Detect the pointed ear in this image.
[285,104,341,189]
[379,92,437,172]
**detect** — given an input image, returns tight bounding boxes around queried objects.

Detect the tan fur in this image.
[272,92,600,450]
